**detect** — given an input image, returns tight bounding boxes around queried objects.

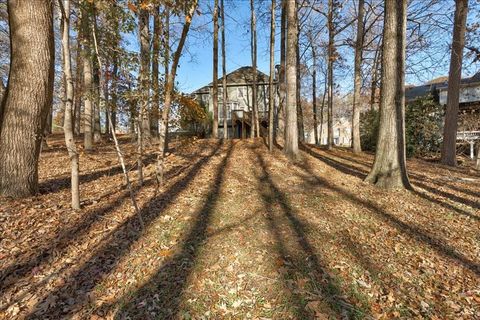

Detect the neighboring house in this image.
[191,66,276,138]
[305,118,352,147]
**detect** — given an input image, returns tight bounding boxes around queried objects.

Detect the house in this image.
[305,117,352,147]
[191,66,276,138]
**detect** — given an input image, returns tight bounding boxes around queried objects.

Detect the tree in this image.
[250,0,259,138]
[221,0,227,139]
[441,0,469,166]
[352,0,364,153]
[81,4,94,151]
[365,0,411,189]
[326,0,334,149]
[151,5,161,137]
[157,1,198,185]
[284,0,298,159]
[212,0,219,138]
[59,0,80,209]
[277,0,287,141]
[268,0,276,151]
[0,0,54,197]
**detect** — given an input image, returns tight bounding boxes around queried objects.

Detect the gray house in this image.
[191,66,276,138]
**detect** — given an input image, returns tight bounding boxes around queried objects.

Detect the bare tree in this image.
[59,0,80,209]
[441,0,469,166]
[352,0,364,153]
[250,0,260,138]
[81,5,93,151]
[284,0,299,159]
[268,0,276,151]
[157,1,198,185]
[0,0,54,197]
[365,0,411,189]
[212,0,219,138]
[221,0,227,139]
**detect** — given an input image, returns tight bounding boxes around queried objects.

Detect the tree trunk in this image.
[93,62,101,142]
[268,0,276,151]
[74,36,82,136]
[370,43,380,111]
[157,2,197,185]
[151,4,160,137]
[352,0,364,153]
[365,0,411,190]
[327,0,334,149]
[138,3,150,141]
[284,0,298,159]
[296,18,304,142]
[250,0,259,138]
[312,45,319,145]
[60,0,80,209]
[277,0,286,141]
[0,0,54,197]
[212,0,219,138]
[441,0,468,166]
[221,0,228,139]
[319,79,327,144]
[82,4,93,151]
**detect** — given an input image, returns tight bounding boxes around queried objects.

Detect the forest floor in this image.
[1,135,479,320]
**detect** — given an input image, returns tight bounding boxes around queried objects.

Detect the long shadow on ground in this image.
[252,148,361,319]
[23,142,223,319]
[301,144,480,222]
[291,157,480,277]
[112,142,235,319]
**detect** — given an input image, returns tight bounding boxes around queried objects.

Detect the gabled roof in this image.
[191,66,271,94]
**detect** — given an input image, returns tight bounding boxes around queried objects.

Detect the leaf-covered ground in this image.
[1,135,479,319]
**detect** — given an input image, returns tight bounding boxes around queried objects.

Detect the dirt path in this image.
[1,138,478,319]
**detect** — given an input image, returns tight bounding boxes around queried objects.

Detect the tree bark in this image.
[157,2,197,185]
[82,4,93,151]
[221,0,228,139]
[268,0,276,151]
[365,0,411,190]
[352,0,364,153]
[312,45,319,145]
[250,0,260,138]
[212,0,219,138]
[74,35,82,136]
[284,0,299,159]
[138,3,150,141]
[327,0,334,149]
[441,0,468,166]
[59,0,80,209]
[151,4,160,137]
[296,17,304,142]
[0,0,54,197]
[277,0,287,141]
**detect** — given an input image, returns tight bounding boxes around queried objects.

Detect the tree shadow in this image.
[252,149,361,319]
[112,142,235,319]
[0,147,210,298]
[23,142,224,319]
[302,144,480,222]
[293,160,480,277]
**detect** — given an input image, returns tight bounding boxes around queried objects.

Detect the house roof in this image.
[191,66,271,94]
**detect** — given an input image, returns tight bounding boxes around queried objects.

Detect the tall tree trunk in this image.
[312,45,319,145]
[370,43,380,111]
[277,0,287,141]
[441,0,468,166]
[0,0,54,197]
[111,58,118,134]
[212,0,219,138]
[221,0,228,139]
[82,5,93,151]
[284,0,299,159]
[319,79,327,144]
[250,0,260,138]
[139,3,150,141]
[59,0,80,209]
[268,0,276,151]
[157,2,197,185]
[296,17,304,142]
[151,4,160,137]
[352,0,364,153]
[74,36,82,136]
[93,61,101,142]
[365,0,411,190]
[327,0,334,149]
